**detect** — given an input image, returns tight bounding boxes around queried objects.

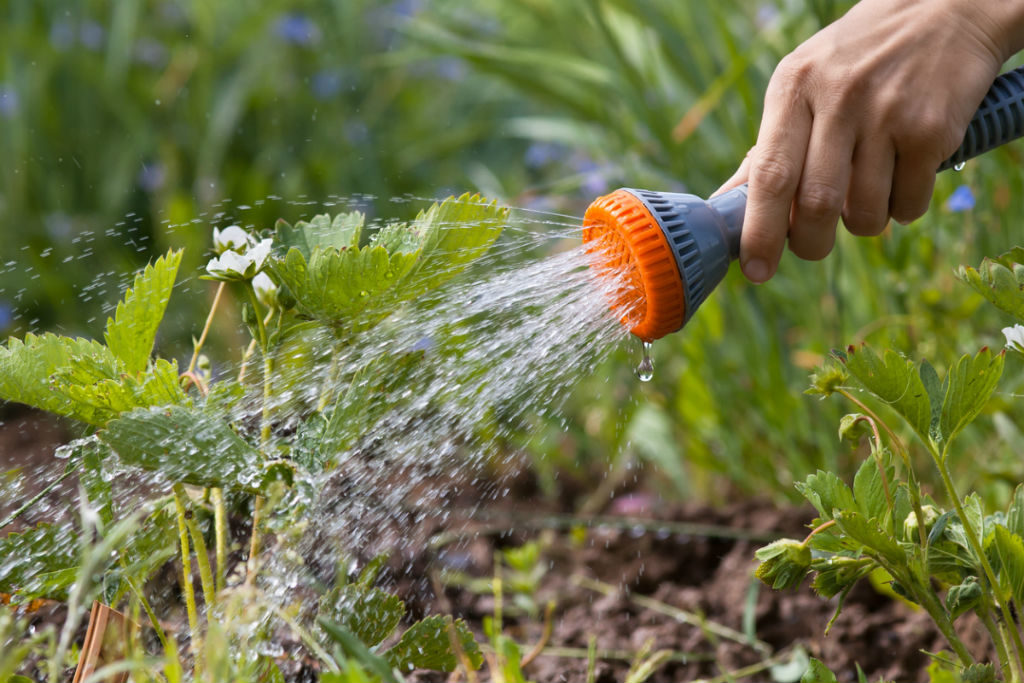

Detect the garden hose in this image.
[584,65,1024,341]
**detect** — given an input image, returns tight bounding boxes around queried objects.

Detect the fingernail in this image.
[743,258,770,283]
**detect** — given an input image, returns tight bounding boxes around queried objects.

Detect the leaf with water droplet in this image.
[101,404,261,492]
[103,249,182,375]
[384,615,482,672]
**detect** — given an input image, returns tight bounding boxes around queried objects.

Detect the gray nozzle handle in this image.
[940,65,1024,171]
[707,185,747,260]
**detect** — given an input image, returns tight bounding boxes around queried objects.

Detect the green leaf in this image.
[318,618,403,683]
[0,333,116,419]
[0,524,78,601]
[834,510,904,564]
[801,658,838,683]
[840,345,932,443]
[384,615,483,673]
[319,585,406,649]
[101,405,261,491]
[993,525,1024,605]
[919,360,944,439]
[392,193,507,298]
[946,576,982,620]
[275,212,365,260]
[104,249,182,375]
[852,454,891,523]
[939,349,1004,446]
[810,556,874,599]
[956,248,1024,323]
[795,470,856,522]
[1008,485,1024,538]
[54,357,189,426]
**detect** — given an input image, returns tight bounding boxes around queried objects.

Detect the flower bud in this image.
[755,539,812,590]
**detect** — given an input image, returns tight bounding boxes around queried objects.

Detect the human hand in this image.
[716,0,1024,283]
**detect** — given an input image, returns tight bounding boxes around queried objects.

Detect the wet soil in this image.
[0,409,996,682]
[390,471,994,683]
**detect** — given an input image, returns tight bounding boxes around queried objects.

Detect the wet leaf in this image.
[939,349,1004,447]
[0,524,77,601]
[275,212,364,260]
[810,556,874,599]
[317,618,402,683]
[103,250,182,375]
[840,345,931,444]
[101,405,261,491]
[54,357,189,426]
[319,584,405,649]
[385,615,482,672]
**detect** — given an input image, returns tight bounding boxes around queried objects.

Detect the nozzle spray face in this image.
[582,187,747,341]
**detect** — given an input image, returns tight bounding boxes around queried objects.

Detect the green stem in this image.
[246,495,264,586]
[184,513,217,610]
[879,558,973,665]
[980,602,1014,680]
[188,281,226,375]
[934,448,1024,679]
[172,485,200,653]
[211,488,228,593]
[245,281,268,352]
[317,349,340,413]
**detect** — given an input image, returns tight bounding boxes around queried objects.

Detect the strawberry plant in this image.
[756,247,1024,682]
[0,194,506,680]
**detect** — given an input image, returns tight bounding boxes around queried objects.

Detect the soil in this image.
[0,408,997,682]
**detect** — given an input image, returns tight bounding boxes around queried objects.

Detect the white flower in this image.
[1003,325,1024,353]
[205,238,274,281]
[252,271,278,308]
[212,225,254,254]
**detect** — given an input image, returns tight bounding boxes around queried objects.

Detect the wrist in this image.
[966,0,1024,61]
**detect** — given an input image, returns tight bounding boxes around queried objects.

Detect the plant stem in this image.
[0,464,77,531]
[934,448,1024,680]
[184,513,217,610]
[880,558,973,666]
[246,495,264,586]
[801,519,836,546]
[980,602,1013,680]
[187,281,226,375]
[245,281,268,352]
[172,485,200,655]
[211,488,228,593]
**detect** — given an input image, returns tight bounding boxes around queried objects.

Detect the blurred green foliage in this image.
[4,0,1024,505]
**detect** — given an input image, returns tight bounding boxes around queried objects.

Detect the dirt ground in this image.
[392,475,993,683]
[0,407,997,682]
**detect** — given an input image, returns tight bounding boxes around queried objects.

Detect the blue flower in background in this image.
[311,70,344,100]
[0,86,18,118]
[0,302,12,332]
[79,21,105,50]
[946,184,975,212]
[138,163,166,192]
[274,13,321,46]
[49,21,75,50]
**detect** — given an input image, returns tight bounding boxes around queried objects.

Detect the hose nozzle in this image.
[583,186,747,341]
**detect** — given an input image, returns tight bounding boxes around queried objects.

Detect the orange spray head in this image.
[582,186,748,341]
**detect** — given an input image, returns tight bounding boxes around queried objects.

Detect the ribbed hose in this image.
[939,65,1024,171]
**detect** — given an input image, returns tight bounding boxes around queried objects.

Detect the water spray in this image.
[584,66,1024,342]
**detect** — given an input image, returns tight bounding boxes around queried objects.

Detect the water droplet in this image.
[954,161,966,172]
[635,340,654,382]
[360,290,369,297]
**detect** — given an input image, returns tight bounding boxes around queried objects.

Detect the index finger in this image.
[740,79,812,283]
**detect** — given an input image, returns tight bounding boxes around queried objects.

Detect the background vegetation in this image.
[4,0,1024,505]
